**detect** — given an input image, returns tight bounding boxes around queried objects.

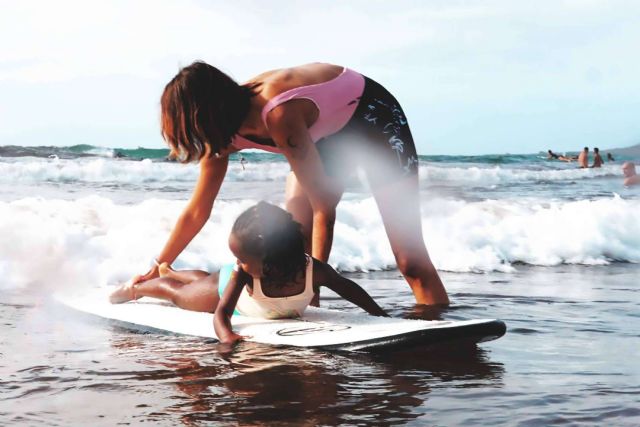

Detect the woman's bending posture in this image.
[130,61,448,305]
[110,202,388,343]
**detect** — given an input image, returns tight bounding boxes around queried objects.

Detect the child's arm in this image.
[313,260,389,317]
[213,267,250,344]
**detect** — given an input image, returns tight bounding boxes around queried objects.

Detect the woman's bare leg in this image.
[110,272,220,312]
[372,175,449,305]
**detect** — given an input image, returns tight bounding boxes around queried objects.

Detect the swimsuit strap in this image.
[232,67,364,149]
[260,68,349,127]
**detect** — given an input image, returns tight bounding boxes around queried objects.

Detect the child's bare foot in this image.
[158,262,174,278]
[109,278,139,304]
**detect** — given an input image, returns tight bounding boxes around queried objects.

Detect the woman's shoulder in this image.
[251,63,345,98]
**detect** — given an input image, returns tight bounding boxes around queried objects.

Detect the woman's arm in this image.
[134,154,229,283]
[213,267,250,344]
[313,260,389,317]
[267,103,341,262]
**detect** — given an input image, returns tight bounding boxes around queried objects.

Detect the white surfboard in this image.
[55,288,506,351]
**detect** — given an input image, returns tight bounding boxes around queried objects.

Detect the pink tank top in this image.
[232,67,365,152]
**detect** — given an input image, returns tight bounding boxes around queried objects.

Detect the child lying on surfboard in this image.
[109,201,388,344]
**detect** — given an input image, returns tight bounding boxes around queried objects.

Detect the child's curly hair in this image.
[231,202,308,284]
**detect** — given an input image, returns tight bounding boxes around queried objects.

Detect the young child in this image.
[109,202,388,343]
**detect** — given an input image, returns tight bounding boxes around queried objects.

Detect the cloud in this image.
[0,0,497,82]
[1,0,639,153]
[0,0,247,81]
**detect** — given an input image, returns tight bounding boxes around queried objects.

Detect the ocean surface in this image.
[1,144,639,425]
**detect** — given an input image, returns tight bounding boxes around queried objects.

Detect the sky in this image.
[1,0,639,155]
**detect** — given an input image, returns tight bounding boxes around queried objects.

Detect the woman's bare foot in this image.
[109,279,139,304]
[158,262,174,278]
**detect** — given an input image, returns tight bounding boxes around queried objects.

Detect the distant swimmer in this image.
[547,149,574,162]
[577,147,589,168]
[622,162,640,186]
[607,153,615,162]
[591,147,604,168]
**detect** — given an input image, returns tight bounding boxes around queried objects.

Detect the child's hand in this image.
[221,332,249,345]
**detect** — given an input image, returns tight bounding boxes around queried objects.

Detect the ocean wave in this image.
[1,156,624,188]
[0,157,289,184]
[0,144,171,160]
[421,163,619,186]
[1,195,638,291]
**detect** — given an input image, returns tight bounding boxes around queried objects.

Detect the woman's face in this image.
[228,232,263,278]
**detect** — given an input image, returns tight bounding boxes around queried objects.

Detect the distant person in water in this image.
[607,153,615,162]
[591,147,604,168]
[622,162,640,186]
[547,149,574,162]
[577,147,589,168]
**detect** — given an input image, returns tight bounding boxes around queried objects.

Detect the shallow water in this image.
[2,147,639,424]
[2,264,639,426]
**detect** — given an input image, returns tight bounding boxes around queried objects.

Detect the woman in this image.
[133,61,449,305]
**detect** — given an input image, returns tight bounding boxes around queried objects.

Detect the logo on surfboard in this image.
[276,323,352,336]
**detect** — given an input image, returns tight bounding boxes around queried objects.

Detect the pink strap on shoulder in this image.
[260,68,352,127]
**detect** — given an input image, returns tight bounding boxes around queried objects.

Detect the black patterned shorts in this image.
[316,76,419,189]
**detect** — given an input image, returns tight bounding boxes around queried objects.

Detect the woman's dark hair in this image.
[161,61,259,162]
[231,202,307,284]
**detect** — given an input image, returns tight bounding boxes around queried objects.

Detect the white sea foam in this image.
[421,194,640,272]
[85,147,117,158]
[0,157,290,185]
[1,195,638,291]
[421,163,619,186]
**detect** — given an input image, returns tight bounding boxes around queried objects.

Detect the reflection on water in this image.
[105,332,503,426]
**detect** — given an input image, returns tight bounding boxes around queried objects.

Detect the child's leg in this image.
[158,262,209,283]
[110,272,220,312]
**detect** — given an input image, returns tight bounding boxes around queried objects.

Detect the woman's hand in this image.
[130,265,159,285]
